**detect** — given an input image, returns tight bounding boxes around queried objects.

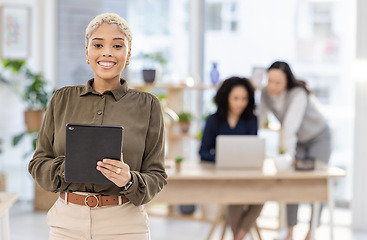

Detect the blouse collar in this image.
[80,79,129,101]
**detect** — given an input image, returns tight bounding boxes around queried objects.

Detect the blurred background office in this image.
[0,0,366,239]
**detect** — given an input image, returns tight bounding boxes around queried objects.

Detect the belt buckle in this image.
[84,195,99,208]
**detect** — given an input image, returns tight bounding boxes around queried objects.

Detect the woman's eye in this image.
[94,44,103,48]
[114,45,123,49]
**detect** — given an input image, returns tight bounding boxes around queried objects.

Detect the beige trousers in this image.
[47,198,150,240]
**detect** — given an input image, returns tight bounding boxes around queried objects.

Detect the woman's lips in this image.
[98,61,116,69]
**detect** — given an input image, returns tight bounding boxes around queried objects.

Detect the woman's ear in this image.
[127,49,131,60]
[85,46,89,59]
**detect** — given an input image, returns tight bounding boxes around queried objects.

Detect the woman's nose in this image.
[102,47,112,57]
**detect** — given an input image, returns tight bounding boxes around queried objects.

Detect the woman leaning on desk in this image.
[28,13,167,240]
[199,77,263,240]
[258,61,331,240]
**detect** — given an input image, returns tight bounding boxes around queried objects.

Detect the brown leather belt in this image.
[60,192,129,208]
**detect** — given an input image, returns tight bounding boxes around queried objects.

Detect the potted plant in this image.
[178,112,192,133]
[12,67,51,154]
[1,60,42,157]
[23,69,50,132]
[273,147,293,171]
[1,59,51,132]
[263,117,269,128]
[175,156,183,172]
[139,52,167,83]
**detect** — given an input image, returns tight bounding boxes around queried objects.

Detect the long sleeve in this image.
[121,97,167,205]
[199,116,218,162]
[28,92,70,192]
[248,116,258,135]
[281,90,308,157]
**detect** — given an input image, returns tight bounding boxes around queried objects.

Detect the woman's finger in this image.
[101,158,127,168]
[97,159,123,172]
[97,165,129,187]
[97,161,124,175]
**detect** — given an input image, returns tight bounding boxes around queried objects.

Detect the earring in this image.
[86,59,90,64]
[125,59,130,66]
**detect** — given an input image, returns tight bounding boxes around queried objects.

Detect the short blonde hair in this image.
[85,13,132,49]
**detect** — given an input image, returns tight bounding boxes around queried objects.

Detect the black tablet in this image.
[64,123,123,184]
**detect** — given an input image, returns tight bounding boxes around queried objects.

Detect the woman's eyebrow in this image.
[91,37,126,42]
[91,37,103,41]
[113,37,126,41]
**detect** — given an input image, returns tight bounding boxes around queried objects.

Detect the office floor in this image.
[4,165,365,240]
[8,200,367,240]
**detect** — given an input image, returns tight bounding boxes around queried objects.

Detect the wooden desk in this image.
[0,192,18,240]
[151,159,345,240]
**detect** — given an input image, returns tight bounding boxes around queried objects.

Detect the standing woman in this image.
[28,13,167,240]
[199,77,263,240]
[259,61,331,240]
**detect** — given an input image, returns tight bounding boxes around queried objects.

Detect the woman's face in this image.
[228,86,249,116]
[86,23,131,83]
[267,69,287,96]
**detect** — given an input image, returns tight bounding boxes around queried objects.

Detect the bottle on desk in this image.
[210,62,220,85]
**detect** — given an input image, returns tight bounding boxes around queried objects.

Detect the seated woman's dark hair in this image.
[268,61,310,94]
[214,77,256,120]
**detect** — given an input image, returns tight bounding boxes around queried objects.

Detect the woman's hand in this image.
[96,153,131,188]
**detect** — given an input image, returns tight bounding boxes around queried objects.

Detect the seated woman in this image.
[199,77,263,240]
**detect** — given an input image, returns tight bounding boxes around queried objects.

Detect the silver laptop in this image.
[215,135,265,169]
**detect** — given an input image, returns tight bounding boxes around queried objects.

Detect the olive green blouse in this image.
[28,79,167,206]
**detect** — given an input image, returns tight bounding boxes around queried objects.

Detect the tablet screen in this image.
[64,124,123,184]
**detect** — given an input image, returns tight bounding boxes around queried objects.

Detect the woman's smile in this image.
[98,60,116,69]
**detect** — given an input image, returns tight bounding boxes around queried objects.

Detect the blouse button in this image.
[97,111,102,115]
[101,95,105,99]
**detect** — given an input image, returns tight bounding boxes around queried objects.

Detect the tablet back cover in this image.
[65,124,123,184]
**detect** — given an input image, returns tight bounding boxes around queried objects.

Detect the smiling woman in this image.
[28,13,167,240]
[85,14,132,93]
[86,23,130,92]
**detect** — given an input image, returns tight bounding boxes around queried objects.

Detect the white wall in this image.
[352,0,367,231]
[352,60,367,231]
[204,0,296,82]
